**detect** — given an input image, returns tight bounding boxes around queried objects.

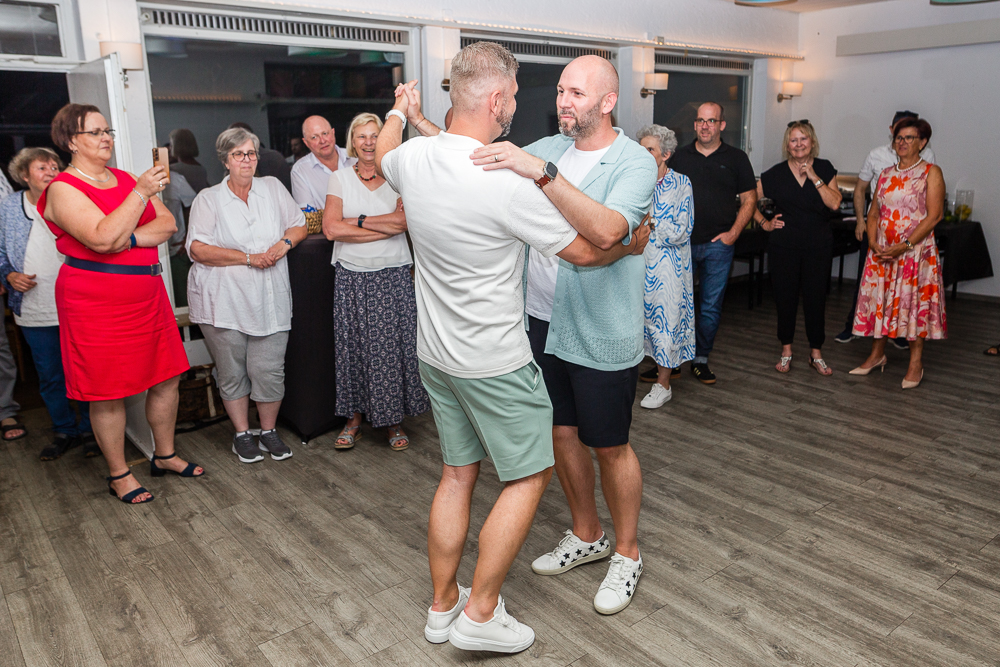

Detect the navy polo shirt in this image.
[669,140,757,245]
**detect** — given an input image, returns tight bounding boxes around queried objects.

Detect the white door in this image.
[67,53,156,460]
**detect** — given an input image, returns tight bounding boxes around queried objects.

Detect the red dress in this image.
[37,169,189,401]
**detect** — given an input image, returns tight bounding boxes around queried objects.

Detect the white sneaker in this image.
[448,596,535,653]
[531,530,610,575]
[424,584,470,644]
[640,383,672,409]
[594,552,643,615]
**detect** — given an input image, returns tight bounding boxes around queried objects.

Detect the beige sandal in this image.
[387,426,409,452]
[335,425,361,450]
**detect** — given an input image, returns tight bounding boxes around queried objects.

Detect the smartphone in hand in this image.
[152,147,171,183]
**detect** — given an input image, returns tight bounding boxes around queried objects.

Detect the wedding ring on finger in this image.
[494,155,500,163]
[159,180,164,188]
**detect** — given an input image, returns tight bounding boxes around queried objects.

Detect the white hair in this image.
[636,124,677,156]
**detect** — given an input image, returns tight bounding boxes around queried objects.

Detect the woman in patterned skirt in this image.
[851,117,946,389]
[636,125,695,409]
[323,113,429,450]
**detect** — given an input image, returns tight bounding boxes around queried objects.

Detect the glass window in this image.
[0,2,62,57]
[504,62,563,147]
[652,71,747,150]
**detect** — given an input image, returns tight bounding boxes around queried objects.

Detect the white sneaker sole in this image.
[258,443,293,461]
[448,627,534,653]
[424,624,452,644]
[232,444,263,463]
[532,547,610,576]
[640,393,671,409]
[594,569,643,615]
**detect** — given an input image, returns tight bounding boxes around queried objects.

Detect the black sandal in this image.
[107,471,154,504]
[1,420,27,441]
[79,432,101,458]
[985,344,1000,356]
[39,434,77,461]
[150,452,204,477]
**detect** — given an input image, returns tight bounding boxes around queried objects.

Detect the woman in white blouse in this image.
[187,127,308,464]
[323,113,429,451]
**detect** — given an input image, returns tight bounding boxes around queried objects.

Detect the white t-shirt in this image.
[380,132,578,379]
[524,143,611,322]
[186,176,306,336]
[15,194,62,328]
[327,169,411,272]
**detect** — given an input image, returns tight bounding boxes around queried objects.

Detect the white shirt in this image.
[381,132,578,379]
[327,169,411,272]
[525,144,611,322]
[858,143,936,183]
[290,148,357,209]
[186,176,306,336]
[15,194,62,328]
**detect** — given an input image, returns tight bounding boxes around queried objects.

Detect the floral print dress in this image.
[643,170,696,368]
[853,163,946,340]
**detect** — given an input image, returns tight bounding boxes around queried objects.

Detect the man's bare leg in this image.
[465,467,553,621]
[594,443,642,560]
[552,425,602,542]
[428,462,480,612]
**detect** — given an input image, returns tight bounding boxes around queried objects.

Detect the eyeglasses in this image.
[894,135,920,144]
[230,150,259,161]
[694,118,721,126]
[787,119,811,127]
[74,128,116,138]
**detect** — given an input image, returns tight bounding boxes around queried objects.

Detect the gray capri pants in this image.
[199,324,289,403]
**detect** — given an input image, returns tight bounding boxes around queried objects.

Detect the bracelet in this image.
[385,109,407,129]
[132,188,147,207]
[129,233,137,250]
[814,178,824,188]
[903,238,914,250]
[246,252,251,268]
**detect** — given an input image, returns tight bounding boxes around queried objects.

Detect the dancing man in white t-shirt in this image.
[374,42,649,654]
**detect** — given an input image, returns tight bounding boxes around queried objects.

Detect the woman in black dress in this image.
[755,121,842,376]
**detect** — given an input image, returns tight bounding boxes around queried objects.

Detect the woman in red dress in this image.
[39,104,203,503]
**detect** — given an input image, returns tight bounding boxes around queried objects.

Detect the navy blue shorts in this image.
[527,316,638,448]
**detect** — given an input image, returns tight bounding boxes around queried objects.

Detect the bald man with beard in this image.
[469,55,657,615]
[290,115,356,209]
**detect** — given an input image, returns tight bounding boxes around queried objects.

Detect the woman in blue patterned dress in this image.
[636,125,695,409]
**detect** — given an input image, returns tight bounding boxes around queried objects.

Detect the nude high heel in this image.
[901,370,924,390]
[849,355,887,375]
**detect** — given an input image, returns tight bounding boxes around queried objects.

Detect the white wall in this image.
[794,0,1000,297]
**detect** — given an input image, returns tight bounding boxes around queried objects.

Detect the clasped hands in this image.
[248,240,291,270]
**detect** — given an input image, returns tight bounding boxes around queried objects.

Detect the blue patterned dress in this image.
[643,170,696,368]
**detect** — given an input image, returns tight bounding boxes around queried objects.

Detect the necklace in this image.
[354,164,377,182]
[895,158,924,173]
[70,163,112,183]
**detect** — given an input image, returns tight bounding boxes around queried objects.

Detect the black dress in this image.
[760,158,838,348]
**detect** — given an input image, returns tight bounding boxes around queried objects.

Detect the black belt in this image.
[65,256,163,276]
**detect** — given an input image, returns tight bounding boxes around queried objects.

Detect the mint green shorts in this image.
[419,360,555,482]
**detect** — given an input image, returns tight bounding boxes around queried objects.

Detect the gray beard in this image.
[497,107,513,138]
[558,103,601,139]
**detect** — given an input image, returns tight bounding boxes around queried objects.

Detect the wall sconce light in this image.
[777,81,803,102]
[441,59,452,91]
[99,41,144,70]
[640,73,669,99]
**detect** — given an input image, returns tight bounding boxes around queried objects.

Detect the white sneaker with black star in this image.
[531,530,610,575]
[593,552,643,615]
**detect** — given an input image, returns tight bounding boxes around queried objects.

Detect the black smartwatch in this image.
[535,161,558,189]
[357,214,367,228]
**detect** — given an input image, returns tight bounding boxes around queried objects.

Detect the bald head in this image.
[564,55,619,97]
[302,116,331,139]
[556,56,619,142]
[301,115,337,161]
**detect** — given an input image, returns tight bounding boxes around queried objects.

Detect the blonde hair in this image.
[782,121,820,160]
[7,147,63,187]
[449,41,519,114]
[345,113,382,158]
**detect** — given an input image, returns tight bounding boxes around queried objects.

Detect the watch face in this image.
[545,162,558,179]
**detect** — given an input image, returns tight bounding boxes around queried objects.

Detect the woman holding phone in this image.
[38,103,201,504]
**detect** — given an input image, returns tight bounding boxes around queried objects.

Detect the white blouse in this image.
[327,168,412,272]
[15,194,62,328]
[186,176,306,336]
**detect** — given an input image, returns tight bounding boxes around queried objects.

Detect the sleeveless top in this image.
[37,168,159,265]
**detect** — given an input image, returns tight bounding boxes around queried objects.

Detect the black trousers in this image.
[769,243,832,349]
[843,231,868,331]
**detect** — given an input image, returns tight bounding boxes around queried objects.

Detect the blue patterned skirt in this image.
[334,265,430,428]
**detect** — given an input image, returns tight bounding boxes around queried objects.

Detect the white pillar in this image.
[420,26,461,129]
[615,46,656,140]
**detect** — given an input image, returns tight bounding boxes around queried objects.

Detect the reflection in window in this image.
[653,71,747,151]
[0,2,62,57]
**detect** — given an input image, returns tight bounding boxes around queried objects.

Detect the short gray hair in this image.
[450,41,519,114]
[215,127,259,164]
[636,124,677,156]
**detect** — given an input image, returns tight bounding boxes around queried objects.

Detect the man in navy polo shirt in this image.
[668,102,757,384]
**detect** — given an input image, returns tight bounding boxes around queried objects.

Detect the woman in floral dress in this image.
[636,125,695,408]
[851,118,946,389]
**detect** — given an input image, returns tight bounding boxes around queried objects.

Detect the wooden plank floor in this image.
[1,283,998,666]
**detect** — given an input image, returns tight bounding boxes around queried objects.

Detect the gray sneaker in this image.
[232,431,264,463]
[258,429,293,461]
